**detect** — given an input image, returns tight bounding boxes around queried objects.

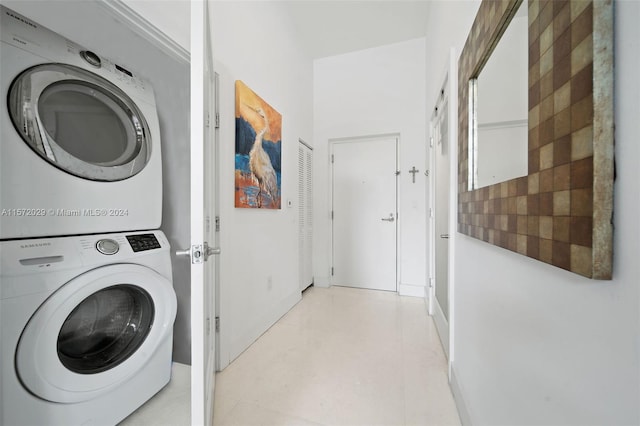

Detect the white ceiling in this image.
[283,1,432,59]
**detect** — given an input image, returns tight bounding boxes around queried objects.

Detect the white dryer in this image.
[0,6,163,239]
[0,230,177,425]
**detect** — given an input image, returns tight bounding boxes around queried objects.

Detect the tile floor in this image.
[213,286,461,426]
[119,362,191,425]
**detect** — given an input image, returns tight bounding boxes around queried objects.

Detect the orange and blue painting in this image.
[235,80,282,209]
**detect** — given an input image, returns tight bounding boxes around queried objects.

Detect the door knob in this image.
[175,248,191,257]
[381,213,395,222]
[204,242,221,260]
[175,244,204,264]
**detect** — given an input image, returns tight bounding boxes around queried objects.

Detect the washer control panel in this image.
[80,50,102,68]
[96,239,119,255]
[126,234,161,252]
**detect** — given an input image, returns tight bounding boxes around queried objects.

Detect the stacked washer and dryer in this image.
[0,6,178,425]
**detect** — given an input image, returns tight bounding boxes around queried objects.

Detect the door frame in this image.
[428,48,457,379]
[329,133,400,292]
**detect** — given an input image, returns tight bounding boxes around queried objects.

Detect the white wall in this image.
[3,0,193,364]
[210,1,313,367]
[313,38,427,296]
[426,1,640,424]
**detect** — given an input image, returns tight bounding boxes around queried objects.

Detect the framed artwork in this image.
[235,80,282,209]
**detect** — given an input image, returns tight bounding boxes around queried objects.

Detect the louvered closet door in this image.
[298,141,313,290]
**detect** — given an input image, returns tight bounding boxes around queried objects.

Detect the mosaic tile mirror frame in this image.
[457,0,614,279]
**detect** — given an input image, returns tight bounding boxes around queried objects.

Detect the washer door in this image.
[16,264,176,403]
[7,63,150,181]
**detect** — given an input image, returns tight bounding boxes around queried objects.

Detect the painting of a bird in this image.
[248,106,279,208]
[234,80,282,209]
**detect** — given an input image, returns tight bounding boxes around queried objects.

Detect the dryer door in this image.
[16,264,177,403]
[7,63,151,181]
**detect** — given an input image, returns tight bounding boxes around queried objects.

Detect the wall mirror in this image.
[457,0,614,279]
[470,0,528,189]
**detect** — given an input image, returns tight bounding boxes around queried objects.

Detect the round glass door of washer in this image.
[57,285,155,374]
[7,63,151,181]
[16,264,177,403]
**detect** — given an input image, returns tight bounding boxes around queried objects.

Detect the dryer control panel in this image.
[126,234,161,252]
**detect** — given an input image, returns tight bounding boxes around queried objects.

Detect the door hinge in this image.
[429,277,434,288]
[206,317,211,335]
[331,154,334,164]
[331,210,334,220]
[205,113,211,128]
[331,267,334,276]
[215,112,220,129]
[215,215,220,232]
[215,316,220,332]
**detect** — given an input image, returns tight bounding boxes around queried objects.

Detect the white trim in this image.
[450,367,472,426]
[98,0,189,63]
[432,297,450,357]
[447,47,458,380]
[299,138,314,151]
[398,283,425,298]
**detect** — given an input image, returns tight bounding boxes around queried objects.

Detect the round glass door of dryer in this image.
[7,63,150,181]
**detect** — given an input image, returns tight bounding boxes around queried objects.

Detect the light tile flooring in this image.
[119,362,191,425]
[213,286,461,426]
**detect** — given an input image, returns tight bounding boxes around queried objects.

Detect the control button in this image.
[80,50,101,68]
[96,239,119,255]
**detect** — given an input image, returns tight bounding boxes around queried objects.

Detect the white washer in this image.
[1,6,163,239]
[0,230,177,425]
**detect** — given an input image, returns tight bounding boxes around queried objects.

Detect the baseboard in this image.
[432,300,450,359]
[229,290,302,362]
[450,367,472,426]
[314,276,331,288]
[398,283,426,298]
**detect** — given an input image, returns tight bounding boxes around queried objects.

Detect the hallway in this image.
[213,286,460,425]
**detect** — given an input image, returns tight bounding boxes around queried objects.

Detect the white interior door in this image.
[203,3,218,424]
[298,140,313,291]
[188,2,218,425]
[432,91,450,357]
[429,49,457,366]
[331,136,398,292]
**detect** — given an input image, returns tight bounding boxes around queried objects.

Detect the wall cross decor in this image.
[409,166,419,183]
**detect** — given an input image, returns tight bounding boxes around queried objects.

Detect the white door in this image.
[298,140,313,290]
[432,94,450,357]
[331,136,398,292]
[203,5,219,423]
[429,50,456,364]
[188,2,219,425]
